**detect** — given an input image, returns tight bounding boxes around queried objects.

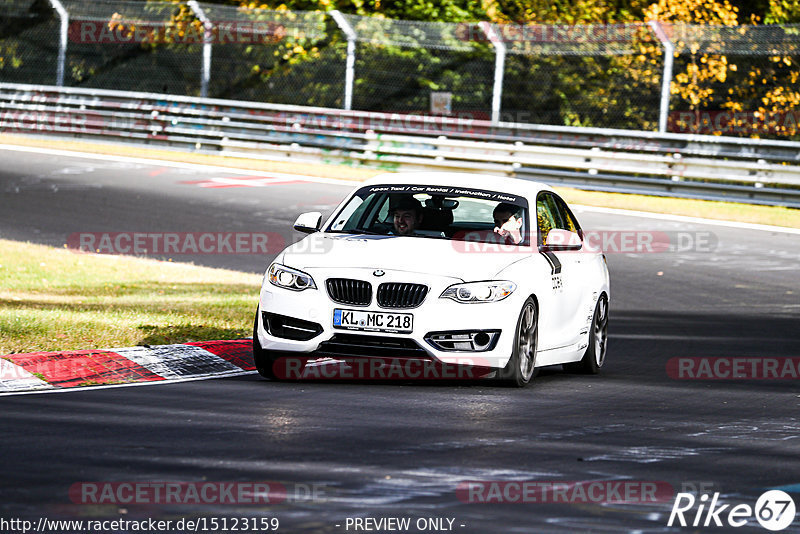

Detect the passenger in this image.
[390,196,424,236]
[493,203,523,244]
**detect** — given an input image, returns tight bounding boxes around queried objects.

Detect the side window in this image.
[552,194,581,234]
[536,193,564,245]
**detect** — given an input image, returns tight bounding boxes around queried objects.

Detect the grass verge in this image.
[0,239,261,354]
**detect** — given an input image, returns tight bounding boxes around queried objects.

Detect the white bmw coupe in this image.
[254,172,609,387]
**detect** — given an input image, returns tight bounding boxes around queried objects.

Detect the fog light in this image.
[473,332,491,350]
[425,330,500,352]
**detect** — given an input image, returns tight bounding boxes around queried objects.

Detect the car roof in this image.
[361,172,554,201]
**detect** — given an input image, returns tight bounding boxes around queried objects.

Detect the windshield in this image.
[326,184,530,246]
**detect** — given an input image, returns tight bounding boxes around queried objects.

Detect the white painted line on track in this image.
[574,205,800,235]
[0,341,259,397]
[2,142,799,235]
[0,143,359,186]
[0,370,258,398]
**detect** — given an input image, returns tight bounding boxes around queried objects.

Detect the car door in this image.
[536,192,585,349]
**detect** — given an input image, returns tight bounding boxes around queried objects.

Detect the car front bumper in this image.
[256,267,524,370]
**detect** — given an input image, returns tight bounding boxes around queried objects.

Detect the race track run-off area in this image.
[1,145,799,533]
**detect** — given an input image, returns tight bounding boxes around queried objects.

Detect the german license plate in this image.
[333,309,413,333]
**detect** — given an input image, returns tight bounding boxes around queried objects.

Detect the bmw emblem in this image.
[373,270,385,277]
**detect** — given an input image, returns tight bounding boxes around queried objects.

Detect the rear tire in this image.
[564,295,608,375]
[253,311,278,380]
[497,297,538,387]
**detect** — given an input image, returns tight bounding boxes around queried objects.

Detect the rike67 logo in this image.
[668,490,796,531]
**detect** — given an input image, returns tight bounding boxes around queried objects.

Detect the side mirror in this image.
[542,228,582,251]
[293,212,322,234]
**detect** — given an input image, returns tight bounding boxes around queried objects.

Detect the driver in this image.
[390,196,424,236]
[493,203,523,245]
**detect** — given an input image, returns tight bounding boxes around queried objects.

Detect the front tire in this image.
[565,295,608,374]
[497,297,538,387]
[252,311,277,380]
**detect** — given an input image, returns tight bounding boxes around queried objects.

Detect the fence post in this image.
[47,0,68,86]
[330,10,356,111]
[479,22,505,124]
[648,20,674,133]
[188,1,213,98]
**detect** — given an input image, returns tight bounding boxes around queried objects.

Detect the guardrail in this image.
[2,82,800,207]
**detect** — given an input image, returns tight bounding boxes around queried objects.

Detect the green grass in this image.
[0,239,262,354]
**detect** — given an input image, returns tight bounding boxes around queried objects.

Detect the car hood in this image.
[280,233,529,282]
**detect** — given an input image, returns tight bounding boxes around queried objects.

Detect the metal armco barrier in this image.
[2,83,800,208]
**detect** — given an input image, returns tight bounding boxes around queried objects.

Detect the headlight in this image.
[268,263,316,291]
[440,281,516,303]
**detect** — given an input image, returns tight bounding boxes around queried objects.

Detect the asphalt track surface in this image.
[1,147,800,533]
